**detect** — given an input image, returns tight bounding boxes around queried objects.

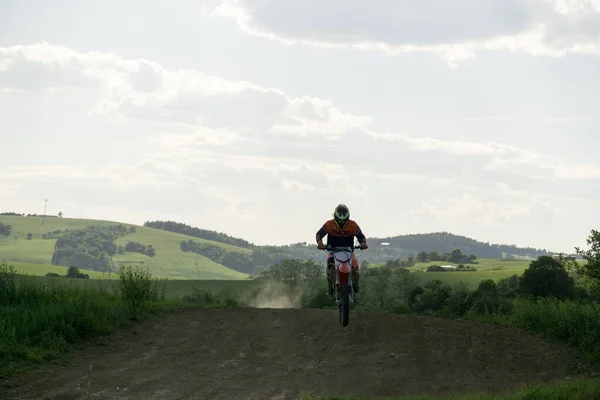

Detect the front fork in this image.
[334,261,354,306]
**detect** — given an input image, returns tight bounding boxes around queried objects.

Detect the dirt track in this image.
[1,308,589,400]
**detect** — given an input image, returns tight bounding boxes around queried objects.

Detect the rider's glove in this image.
[317,242,326,250]
[360,242,368,250]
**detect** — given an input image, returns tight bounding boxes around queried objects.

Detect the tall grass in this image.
[480,298,600,362]
[0,261,169,377]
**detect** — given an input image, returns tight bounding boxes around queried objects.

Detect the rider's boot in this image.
[327,277,334,296]
[352,267,360,293]
[326,263,334,296]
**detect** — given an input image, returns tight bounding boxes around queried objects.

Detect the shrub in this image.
[443,282,472,316]
[66,266,89,279]
[518,256,575,300]
[408,280,453,313]
[116,263,166,308]
[426,264,444,272]
[359,267,416,313]
[467,279,513,316]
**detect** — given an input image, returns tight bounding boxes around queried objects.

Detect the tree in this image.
[145,245,156,257]
[416,251,428,263]
[448,249,464,263]
[518,256,575,300]
[26,233,32,240]
[573,229,600,297]
[58,211,63,218]
[0,223,11,236]
[66,266,89,279]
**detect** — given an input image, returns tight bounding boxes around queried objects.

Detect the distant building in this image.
[552,253,576,259]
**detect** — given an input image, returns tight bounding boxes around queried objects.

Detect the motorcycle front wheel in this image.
[339,283,350,327]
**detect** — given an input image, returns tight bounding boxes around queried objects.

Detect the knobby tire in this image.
[339,283,350,327]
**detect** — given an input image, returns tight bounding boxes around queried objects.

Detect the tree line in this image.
[369,232,552,259]
[145,220,254,249]
[51,224,152,272]
[180,239,292,275]
[118,241,156,257]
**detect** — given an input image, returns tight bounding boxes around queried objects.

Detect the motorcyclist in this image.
[315,204,368,296]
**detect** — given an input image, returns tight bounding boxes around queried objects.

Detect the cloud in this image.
[211,0,532,45]
[1,42,599,249]
[205,0,600,65]
[2,42,598,187]
[272,96,372,137]
[409,190,561,230]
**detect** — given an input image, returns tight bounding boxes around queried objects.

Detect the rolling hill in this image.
[367,232,553,260]
[0,213,560,280]
[0,215,249,280]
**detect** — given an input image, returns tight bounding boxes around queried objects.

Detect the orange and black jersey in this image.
[315,219,367,248]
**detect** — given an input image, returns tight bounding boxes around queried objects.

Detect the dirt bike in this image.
[322,245,363,327]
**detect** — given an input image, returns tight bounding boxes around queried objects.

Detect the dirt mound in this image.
[1,308,588,400]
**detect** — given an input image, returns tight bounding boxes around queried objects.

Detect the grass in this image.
[298,378,600,399]
[367,259,532,289]
[8,261,117,279]
[0,260,173,377]
[412,269,525,288]
[0,259,250,378]
[413,259,532,271]
[8,274,256,301]
[0,215,250,279]
[480,297,600,363]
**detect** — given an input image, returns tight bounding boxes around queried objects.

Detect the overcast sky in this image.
[1,0,599,251]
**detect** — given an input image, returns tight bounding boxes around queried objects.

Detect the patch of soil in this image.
[0,308,589,400]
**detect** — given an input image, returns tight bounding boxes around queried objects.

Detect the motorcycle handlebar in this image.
[319,245,363,251]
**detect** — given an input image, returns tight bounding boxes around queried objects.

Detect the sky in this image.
[1,0,599,252]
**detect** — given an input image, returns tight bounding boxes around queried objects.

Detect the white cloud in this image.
[272,96,372,137]
[205,0,600,65]
[1,42,599,249]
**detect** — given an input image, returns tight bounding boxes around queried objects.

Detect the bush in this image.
[408,280,453,313]
[518,256,575,300]
[66,266,89,279]
[426,265,443,272]
[359,267,417,313]
[443,282,472,316]
[497,274,519,296]
[116,263,166,309]
[467,279,513,316]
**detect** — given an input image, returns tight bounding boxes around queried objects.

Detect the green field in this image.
[9,262,118,279]
[1,215,578,288]
[365,258,531,288]
[0,216,249,280]
[410,259,528,287]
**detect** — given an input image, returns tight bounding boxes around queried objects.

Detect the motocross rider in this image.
[315,204,368,296]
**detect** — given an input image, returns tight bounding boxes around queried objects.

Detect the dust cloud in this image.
[248,281,306,309]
